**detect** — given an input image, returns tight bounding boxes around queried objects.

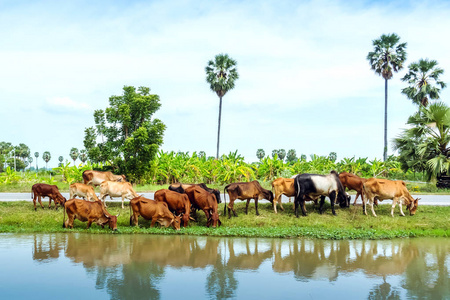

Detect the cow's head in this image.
[213,189,222,204]
[338,192,350,208]
[171,215,181,230]
[119,175,127,182]
[265,190,274,203]
[104,213,119,231]
[207,212,221,228]
[181,213,190,228]
[407,198,420,216]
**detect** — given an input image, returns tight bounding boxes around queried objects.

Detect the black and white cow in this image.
[293,171,350,217]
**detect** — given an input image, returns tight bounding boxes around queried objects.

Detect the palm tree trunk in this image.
[384,78,388,161]
[216,96,223,159]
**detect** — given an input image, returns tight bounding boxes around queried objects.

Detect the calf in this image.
[338,172,367,205]
[185,186,221,228]
[362,178,420,217]
[31,183,66,211]
[63,198,118,231]
[130,196,181,230]
[154,189,192,227]
[223,180,274,218]
[69,183,99,202]
[82,170,126,186]
[99,181,139,209]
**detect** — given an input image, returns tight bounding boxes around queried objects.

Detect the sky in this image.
[1,0,450,168]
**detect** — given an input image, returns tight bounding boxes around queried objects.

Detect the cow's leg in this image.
[228,199,238,218]
[330,191,337,215]
[121,195,125,209]
[363,198,367,215]
[294,196,299,218]
[273,194,279,214]
[353,192,360,205]
[38,195,44,210]
[319,196,326,214]
[300,198,307,216]
[370,200,377,217]
[245,199,251,214]
[100,194,108,207]
[150,218,157,227]
[278,194,284,212]
[393,197,404,217]
[86,220,93,229]
[254,197,259,216]
[33,194,38,211]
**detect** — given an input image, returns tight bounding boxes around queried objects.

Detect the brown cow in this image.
[362,178,420,217]
[223,180,274,218]
[82,170,126,186]
[129,196,181,230]
[185,186,221,228]
[99,181,139,209]
[63,198,118,231]
[271,177,295,213]
[154,189,192,227]
[69,183,99,202]
[169,182,221,203]
[31,183,67,211]
[338,172,367,205]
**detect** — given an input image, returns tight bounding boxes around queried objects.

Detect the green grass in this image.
[0,201,448,239]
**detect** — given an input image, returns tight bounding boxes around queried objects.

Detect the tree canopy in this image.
[84,86,166,182]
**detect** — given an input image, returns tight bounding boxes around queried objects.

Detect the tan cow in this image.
[99,181,139,209]
[154,189,192,227]
[362,178,420,217]
[271,177,295,213]
[185,186,221,228]
[224,181,274,218]
[69,183,99,202]
[82,170,126,186]
[338,172,367,205]
[130,196,181,230]
[63,198,119,231]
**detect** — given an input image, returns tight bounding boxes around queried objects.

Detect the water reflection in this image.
[13,234,450,299]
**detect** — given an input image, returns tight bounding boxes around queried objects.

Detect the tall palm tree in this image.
[401,58,447,107]
[70,147,79,165]
[79,150,88,164]
[367,33,407,161]
[42,151,51,170]
[205,54,239,159]
[256,149,265,161]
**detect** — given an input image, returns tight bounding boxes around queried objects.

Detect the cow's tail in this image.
[62,202,66,228]
[223,186,228,215]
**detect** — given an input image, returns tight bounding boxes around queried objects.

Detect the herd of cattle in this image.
[30,170,420,231]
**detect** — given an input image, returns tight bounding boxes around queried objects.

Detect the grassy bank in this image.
[0,201,448,239]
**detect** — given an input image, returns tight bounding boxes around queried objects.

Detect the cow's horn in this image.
[116,212,120,217]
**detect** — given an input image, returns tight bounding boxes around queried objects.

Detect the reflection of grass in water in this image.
[0,201,449,239]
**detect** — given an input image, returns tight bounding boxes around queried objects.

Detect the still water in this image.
[0,233,448,300]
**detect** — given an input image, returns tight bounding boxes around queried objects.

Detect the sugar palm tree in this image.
[42,151,51,170]
[34,151,39,171]
[256,149,265,161]
[70,147,79,165]
[401,58,446,107]
[205,54,239,159]
[79,150,88,164]
[367,33,407,161]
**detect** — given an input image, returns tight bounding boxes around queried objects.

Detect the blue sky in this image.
[1,0,449,167]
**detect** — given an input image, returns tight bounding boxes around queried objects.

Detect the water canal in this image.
[0,233,448,299]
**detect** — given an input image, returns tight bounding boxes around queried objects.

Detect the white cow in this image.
[99,181,139,209]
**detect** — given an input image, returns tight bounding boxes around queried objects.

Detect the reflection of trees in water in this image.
[32,234,66,262]
[368,277,401,300]
[402,241,450,299]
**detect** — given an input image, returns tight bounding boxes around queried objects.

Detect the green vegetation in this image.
[0,201,448,239]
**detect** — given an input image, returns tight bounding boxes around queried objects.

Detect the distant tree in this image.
[286,149,297,163]
[278,149,286,161]
[329,152,337,162]
[0,142,13,172]
[367,33,407,161]
[79,150,88,164]
[58,156,64,167]
[28,157,33,170]
[34,151,39,170]
[70,147,79,165]
[198,151,206,159]
[271,150,278,159]
[401,58,446,107]
[42,151,51,170]
[300,154,307,161]
[205,53,239,159]
[84,86,165,182]
[256,149,265,160]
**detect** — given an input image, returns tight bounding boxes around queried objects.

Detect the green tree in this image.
[256,149,265,160]
[70,147,79,165]
[205,53,239,159]
[79,150,88,164]
[271,149,278,159]
[58,156,64,167]
[367,33,407,161]
[28,157,33,170]
[42,151,51,170]
[401,58,446,107]
[393,102,450,180]
[0,142,13,172]
[278,149,286,161]
[329,152,337,162]
[34,151,39,171]
[84,85,166,182]
[286,149,297,163]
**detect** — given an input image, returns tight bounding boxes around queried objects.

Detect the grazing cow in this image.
[69,183,99,202]
[169,182,221,204]
[271,177,295,213]
[362,178,420,217]
[31,183,66,211]
[338,172,367,205]
[99,181,139,209]
[294,171,350,217]
[223,181,274,218]
[63,198,118,231]
[185,186,221,228]
[82,170,126,186]
[154,189,192,227]
[129,196,181,230]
